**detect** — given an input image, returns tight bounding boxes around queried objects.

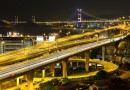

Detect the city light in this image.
[0,1,130,90]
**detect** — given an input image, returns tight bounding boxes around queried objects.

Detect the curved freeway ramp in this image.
[68,59,118,78]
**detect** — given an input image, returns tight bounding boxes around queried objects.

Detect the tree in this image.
[109,77,127,90]
[95,70,108,80]
[116,40,130,64]
[39,80,58,90]
[123,62,130,70]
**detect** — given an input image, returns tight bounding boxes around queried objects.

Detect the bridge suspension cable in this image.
[65,9,107,22]
[81,10,106,20]
[66,11,77,21]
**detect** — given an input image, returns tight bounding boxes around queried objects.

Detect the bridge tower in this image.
[77,9,82,28]
[15,16,18,23]
[77,9,82,22]
[32,16,35,23]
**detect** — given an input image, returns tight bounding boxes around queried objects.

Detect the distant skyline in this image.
[0,0,130,21]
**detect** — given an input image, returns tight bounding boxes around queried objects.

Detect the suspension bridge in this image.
[2,9,130,26]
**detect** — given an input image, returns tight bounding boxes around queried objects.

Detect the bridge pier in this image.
[26,71,34,90]
[16,77,20,86]
[102,46,106,60]
[42,69,46,78]
[95,64,97,69]
[77,62,79,68]
[23,75,27,81]
[120,30,123,35]
[85,50,90,71]
[49,64,55,77]
[0,81,2,90]
[62,60,68,78]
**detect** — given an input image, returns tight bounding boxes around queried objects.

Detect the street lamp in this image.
[82,30,84,33]
[66,31,71,36]
[59,30,62,33]
[55,40,60,66]
[59,30,62,37]
[2,41,5,53]
[122,16,126,25]
[66,32,69,36]
[55,41,59,53]
[43,33,47,41]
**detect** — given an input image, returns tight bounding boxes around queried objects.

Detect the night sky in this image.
[0,0,130,21]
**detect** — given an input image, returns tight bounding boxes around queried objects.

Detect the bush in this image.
[39,80,58,90]
[60,78,70,85]
[15,88,21,90]
[40,83,58,90]
[95,70,108,80]
[124,62,130,70]
[51,78,59,85]
[109,77,127,90]
[115,70,122,76]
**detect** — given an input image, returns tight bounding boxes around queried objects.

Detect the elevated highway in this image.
[0,25,129,90]
[0,25,125,66]
[69,59,118,73]
[0,36,126,80]
[4,59,118,90]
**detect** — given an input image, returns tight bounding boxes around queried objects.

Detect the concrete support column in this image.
[49,64,55,77]
[77,62,79,68]
[85,50,90,71]
[23,75,27,81]
[95,64,97,69]
[42,69,45,78]
[102,46,105,60]
[0,81,2,90]
[26,71,34,90]
[62,60,68,78]
[120,30,122,35]
[16,77,20,86]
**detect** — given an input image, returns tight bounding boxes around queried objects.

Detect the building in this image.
[0,36,36,53]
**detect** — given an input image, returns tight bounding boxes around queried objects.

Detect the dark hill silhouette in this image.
[16,21,51,28]
[0,20,11,27]
[16,21,39,27]
[0,21,73,36]
[13,21,56,35]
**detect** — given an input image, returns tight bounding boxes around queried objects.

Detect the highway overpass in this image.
[0,25,128,66]
[0,25,129,90]
[0,35,128,90]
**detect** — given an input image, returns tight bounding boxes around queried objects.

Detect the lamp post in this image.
[82,30,84,33]
[43,33,46,40]
[55,40,59,53]
[122,16,126,25]
[2,41,5,53]
[59,30,62,37]
[55,40,60,68]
